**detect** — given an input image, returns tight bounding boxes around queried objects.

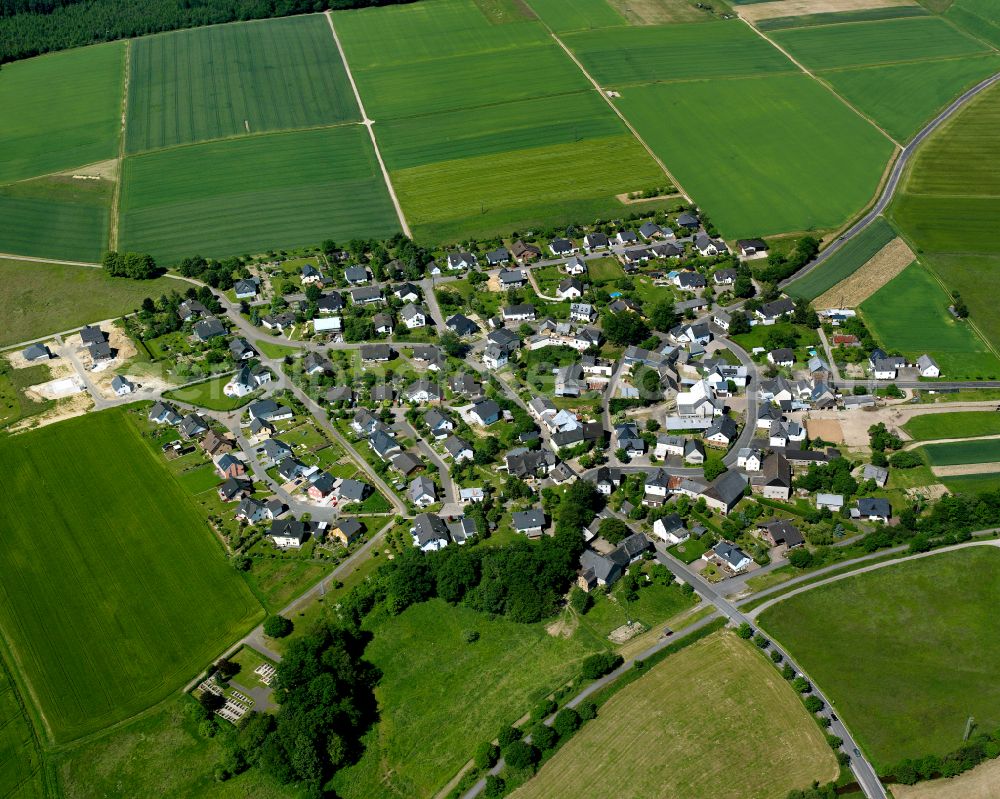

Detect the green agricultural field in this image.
[351,43,588,120]
[947,0,1000,48]
[818,54,1000,143]
[54,695,301,799]
[163,374,256,411]
[0,408,263,743]
[0,176,111,262]
[759,547,1000,769]
[0,41,123,183]
[330,598,602,799]
[770,16,988,71]
[563,20,795,86]
[119,127,400,263]
[941,472,1000,494]
[860,263,1000,379]
[0,259,180,347]
[333,0,548,69]
[616,74,893,237]
[920,439,1000,466]
[393,134,665,243]
[125,16,359,153]
[512,632,838,799]
[756,5,930,31]
[902,411,1000,441]
[526,0,625,32]
[0,662,45,799]
[787,217,896,300]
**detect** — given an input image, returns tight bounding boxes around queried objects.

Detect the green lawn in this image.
[0,176,111,262]
[242,554,333,613]
[668,537,709,564]
[0,259,180,347]
[920,439,1000,466]
[787,217,897,300]
[771,16,988,71]
[759,547,1000,770]
[0,41,124,183]
[562,20,796,86]
[818,54,1000,143]
[576,569,695,643]
[120,127,400,264]
[330,598,603,799]
[125,15,359,153]
[615,74,894,238]
[163,374,257,411]
[53,694,303,799]
[902,411,1000,441]
[860,262,1000,380]
[0,360,54,429]
[0,408,263,743]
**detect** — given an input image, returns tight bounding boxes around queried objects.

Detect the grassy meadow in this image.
[787,217,896,300]
[0,176,111,262]
[0,408,263,743]
[759,547,1000,770]
[770,16,988,71]
[941,472,1000,495]
[818,54,1000,143]
[119,127,400,263]
[615,74,894,238]
[0,41,124,183]
[920,439,1000,466]
[0,259,179,347]
[0,663,45,799]
[512,632,838,799]
[330,598,603,799]
[125,15,359,153]
[902,411,1000,441]
[526,0,625,32]
[860,263,1000,380]
[163,373,257,411]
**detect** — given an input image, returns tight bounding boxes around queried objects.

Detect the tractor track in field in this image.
[108,39,131,252]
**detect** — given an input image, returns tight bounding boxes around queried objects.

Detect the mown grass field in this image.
[330,598,603,799]
[818,54,1000,143]
[512,632,838,799]
[0,408,263,743]
[860,262,1000,380]
[54,694,303,799]
[756,6,931,31]
[563,20,795,86]
[788,217,896,300]
[920,438,1000,466]
[902,411,1000,441]
[0,176,111,262]
[616,74,893,238]
[0,41,123,183]
[125,15,359,153]
[759,547,1000,770]
[119,127,400,263]
[941,472,1000,494]
[770,16,988,71]
[0,663,45,799]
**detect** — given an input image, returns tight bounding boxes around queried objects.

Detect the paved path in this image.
[783,70,1000,291]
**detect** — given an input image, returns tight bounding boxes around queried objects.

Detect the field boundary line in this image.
[109,39,131,252]
[743,19,902,148]
[937,11,1000,54]
[324,11,412,239]
[815,50,1000,76]
[529,13,690,201]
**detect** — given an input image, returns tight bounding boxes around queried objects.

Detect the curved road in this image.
[782,70,1000,290]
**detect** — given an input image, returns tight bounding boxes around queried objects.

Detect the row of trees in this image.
[1,0,417,62]
[752,236,820,284]
[102,250,158,279]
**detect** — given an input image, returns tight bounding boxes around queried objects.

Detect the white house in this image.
[400,303,426,329]
[111,375,134,396]
[564,256,587,275]
[916,354,940,378]
[652,514,690,545]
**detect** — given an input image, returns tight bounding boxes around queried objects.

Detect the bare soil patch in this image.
[92,327,139,398]
[932,462,1000,477]
[906,483,949,501]
[25,377,86,401]
[892,757,1000,799]
[805,418,845,443]
[739,0,914,23]
[814,238,916,309]
[608,621,647,643]
[57,158,119,181]
[607,0,717,24]
[10,392,93,433]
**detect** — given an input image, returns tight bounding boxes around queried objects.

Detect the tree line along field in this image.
[511,632,838,799]
[119,126,400,262]
[0,408,264,743]
[125,15,360,154]
[889,81,1000,355]
[787,217,896,300]
[859,262,1000,380]
[759,547,1000,771]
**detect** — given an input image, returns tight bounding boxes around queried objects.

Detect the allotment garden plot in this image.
[0,408,263,743]
[119,127,400,262]
[759,547,1000,771]
[125,15,360,153]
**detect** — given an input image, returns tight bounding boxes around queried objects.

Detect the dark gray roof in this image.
[512,508,545,530]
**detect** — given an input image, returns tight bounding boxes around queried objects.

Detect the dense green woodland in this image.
[0,0,415,62]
